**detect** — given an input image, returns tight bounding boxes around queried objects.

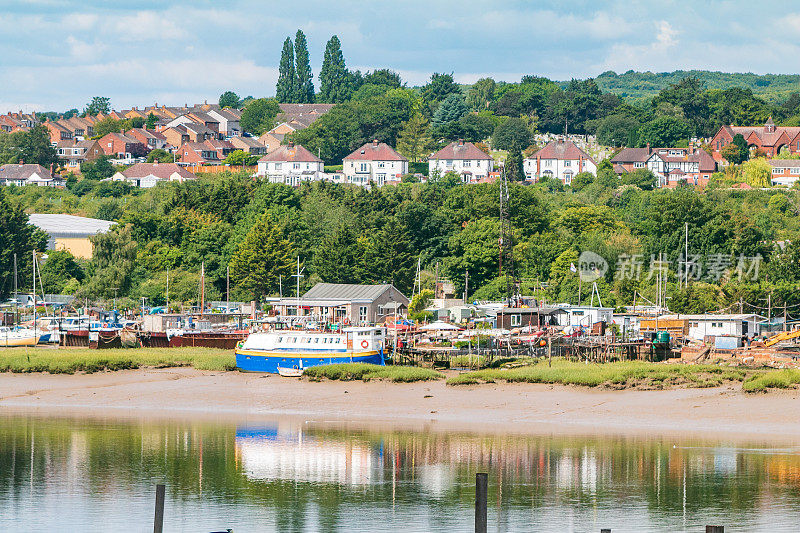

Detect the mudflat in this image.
[1,368,798,442]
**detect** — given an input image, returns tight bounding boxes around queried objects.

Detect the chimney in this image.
[458,138,464,146]
[18,160,23,166]
[204,100,207,105]
[373,139,379,147]
[287,141,295,148]
[646,142,651,154]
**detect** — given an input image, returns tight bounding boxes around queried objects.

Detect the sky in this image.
[2,0,800,112]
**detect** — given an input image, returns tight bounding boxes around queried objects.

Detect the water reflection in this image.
[1,415,800,532]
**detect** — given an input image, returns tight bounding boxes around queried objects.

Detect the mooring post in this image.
[154,484,165,533]
[475,472,487,533]
[601,529,611,533]
[706,527,724,533]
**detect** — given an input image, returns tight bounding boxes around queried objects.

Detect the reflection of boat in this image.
[235,427,375,485]
[236,327,385,373]
[0,327,40,347]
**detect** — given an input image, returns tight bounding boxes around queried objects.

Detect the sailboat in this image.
[0,252,40,347]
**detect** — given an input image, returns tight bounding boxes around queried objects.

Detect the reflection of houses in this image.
[611,144,716,187]
[711,118,800,161]
[236,427,375,485]
[524,139,596,185]
[428,139,493,183]
[274,283,409,324]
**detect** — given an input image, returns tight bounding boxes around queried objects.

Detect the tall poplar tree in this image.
[276,37,296,103]
[294,30,314,103]
[318,35,350,103]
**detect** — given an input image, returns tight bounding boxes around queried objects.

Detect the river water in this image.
[1,414,800,532]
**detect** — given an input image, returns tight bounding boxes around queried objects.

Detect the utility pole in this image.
[768,293,772,328]
[226,266,230,314]
[165,268,169,313]
[464,270,469,304]
[684,222,689,289]
[200,262,205,315]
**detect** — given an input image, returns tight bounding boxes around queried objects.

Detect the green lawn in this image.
[0,347,236,373]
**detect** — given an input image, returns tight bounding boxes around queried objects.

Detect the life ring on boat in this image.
[361,340,369,348]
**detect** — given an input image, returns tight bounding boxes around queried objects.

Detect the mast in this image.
[166,267,169,313]
[226,266,230,314]
[32,250,36,336]
[200,262,205,314]
[13,253,17,325]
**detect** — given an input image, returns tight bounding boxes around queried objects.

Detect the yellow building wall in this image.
[55,238,94,259]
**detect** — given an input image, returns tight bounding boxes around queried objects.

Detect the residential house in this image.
[162,123,215,148]
[98,132,147,161]
[230,136,268,156]
[204,138,236,160]
[710,118,800,161]
[768,159,800,186]
[428,140,493,182]
[57,116,95,140]
[611,144,716,187]
[177,141,223,165]
[112,162,198,188]
[524,139,597,185]
[275,103,334,131]
[127,128,168,151]
[343,140,408,187]
[43,121,73,144]
[0,163,62,187]
[257,129,287,154]
[56,139,103,170]
[166,112,221,136]
[256,141,323,186]
[207,108,242,137]
[274,282,409,324]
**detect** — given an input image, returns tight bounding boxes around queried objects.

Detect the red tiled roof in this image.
[0,164,52,180]
[611,147,652,163]
[258,142,322,163]
[429,140,491,161]
[121,163,197,180]
[344,141,407,162]
[529,140,595,164]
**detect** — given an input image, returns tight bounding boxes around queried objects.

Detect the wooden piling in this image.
[153,484,165,533]
[475,472,487,533]
[601,529,611,533]
[706,527,724,533]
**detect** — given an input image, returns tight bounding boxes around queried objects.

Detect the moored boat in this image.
[0,327,41,347]
[235,326,385,373]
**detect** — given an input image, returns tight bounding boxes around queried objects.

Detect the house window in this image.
[773,168,784,174]
[463,160,471,167]
[293,163,300,170]
[564,160,571,167]
[510,314,521,326]
[359,306,368,322]
[634,162,645,168]
[275,163,282,170]
[791,168,800,175]
[378,162,385,168]
[359,163,368,172]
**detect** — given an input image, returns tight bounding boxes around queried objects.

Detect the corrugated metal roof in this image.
[302,283,398,302]
[28,214,115,235]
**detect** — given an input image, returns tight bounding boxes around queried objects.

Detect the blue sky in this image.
[1,0,799,111]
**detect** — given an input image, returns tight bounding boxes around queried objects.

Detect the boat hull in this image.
[235,349,384,373]
[0,335,41,347]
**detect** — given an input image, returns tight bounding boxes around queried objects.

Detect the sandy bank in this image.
[1,368,798,442]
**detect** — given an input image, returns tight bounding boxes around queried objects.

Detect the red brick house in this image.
[177,141,223,165]
[98,132,147,160]
[710,118,800,162]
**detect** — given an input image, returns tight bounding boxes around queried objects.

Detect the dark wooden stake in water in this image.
[154,484,165,533]
[601,529,611,532]
[475,472,487,533]
[706,527,724,533]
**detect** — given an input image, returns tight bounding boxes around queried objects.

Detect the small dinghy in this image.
[277,365,304,377]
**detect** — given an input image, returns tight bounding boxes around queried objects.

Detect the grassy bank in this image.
[447,360,749,388]
[0,347,236,373]
[743,369,800,392]
[303,363,443,383]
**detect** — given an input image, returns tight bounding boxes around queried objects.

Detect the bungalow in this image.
[112,162,197,188]
[256,141,323,186]
[428,140,493,183]
[768,159,800,187]
[98,132,147,161]
[0,163,62,187]
[524,139,596,185]
[343,140,408,187]
[274,282,409,324]
[710,118,800,161]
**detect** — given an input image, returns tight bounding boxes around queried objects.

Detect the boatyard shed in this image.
[28,214,115,259]
[275,283,409,325]
[656,314,766,342]
[496,307,565,329]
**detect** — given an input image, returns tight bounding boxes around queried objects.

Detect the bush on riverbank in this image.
[0,347,236,373]
[303,363,443,382]
[447,360,748,388]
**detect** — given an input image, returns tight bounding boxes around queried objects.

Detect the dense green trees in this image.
[229,213,294,299]
[0,126,58,168]
[294,30,314,103]
[0,189,45,298]
[240,98,280,135]
[492,117,532,150]
[218,91,240,109]
[84,96,110,116]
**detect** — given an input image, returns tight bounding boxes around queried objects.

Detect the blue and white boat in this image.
[235,326,385,373]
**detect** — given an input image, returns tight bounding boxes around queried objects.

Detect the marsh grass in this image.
[447,359,748,388]
[303,363,444,382]
[0,347,236,373]
[742,369,800,392]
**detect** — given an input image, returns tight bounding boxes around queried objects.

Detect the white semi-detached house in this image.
[343,140,408,186]
[524,139,597,185]
[428,139,493,182]
[256,141,323,186]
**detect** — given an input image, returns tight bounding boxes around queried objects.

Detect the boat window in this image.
[335,338,341,344]
[314,338,319,343]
